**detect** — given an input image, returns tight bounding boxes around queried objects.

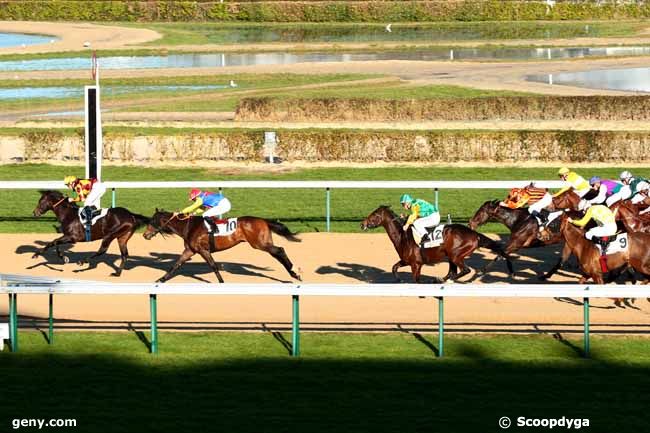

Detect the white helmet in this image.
[620,170,633,181]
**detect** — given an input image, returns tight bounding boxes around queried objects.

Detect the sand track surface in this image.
[0,21,160,54]
[2,233,649,334]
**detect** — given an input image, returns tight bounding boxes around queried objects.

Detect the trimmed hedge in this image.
[6,129,650,163]
[235,96,650,122]
[2,1,650,22]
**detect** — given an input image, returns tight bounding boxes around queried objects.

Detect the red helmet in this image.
[189,188,202,200]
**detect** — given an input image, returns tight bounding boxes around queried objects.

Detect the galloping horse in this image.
[144,210,301,283]
[540,212,650,305]
[361,206,512,283]
[469,190,582,279]
[611,200,650,233]
[32,190,149,276]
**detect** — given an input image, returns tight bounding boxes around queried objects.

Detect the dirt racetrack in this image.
[2,232,650,336]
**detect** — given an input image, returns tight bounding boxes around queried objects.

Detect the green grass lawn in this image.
[0,164,643,234]
[2,331,650,432]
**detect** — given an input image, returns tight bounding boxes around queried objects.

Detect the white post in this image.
[450,49,454,61]
[548,74,553,85]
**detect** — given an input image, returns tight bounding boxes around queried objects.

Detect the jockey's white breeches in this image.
[84,183,106,208]
[412,213,441,237]
[575,188,591,198]
[606,185,632,207]
[528,193,552,214]
[585,223,617,240]
[202,198,232,218]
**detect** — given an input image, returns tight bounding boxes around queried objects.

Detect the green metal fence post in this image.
[583,296,590,358]
[325,188,331,232]
[111,188,116,208]
[8,294,14,352]
[48,293,54,345]
[292,295,300,357]
[150,294,158,354]
[10,293,18,352]
[438,296,444,357]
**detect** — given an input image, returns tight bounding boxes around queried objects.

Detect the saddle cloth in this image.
[414,224,445,249]
[596,233,629,255]
[203,217,238,236]
[78,208,108,226]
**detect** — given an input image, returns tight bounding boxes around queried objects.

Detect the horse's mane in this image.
[39,189,63,198]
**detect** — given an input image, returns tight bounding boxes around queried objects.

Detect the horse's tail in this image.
[477,233,513,275]
[266,220,301,242]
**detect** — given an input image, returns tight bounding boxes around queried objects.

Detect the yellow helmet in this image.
[557,167,570,176]
[64,175,78,185]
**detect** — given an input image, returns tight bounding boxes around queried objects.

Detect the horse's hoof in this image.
[110,272,121,277]
[62,256,70,264]
[76,260,85,266]
[31,253,39,259]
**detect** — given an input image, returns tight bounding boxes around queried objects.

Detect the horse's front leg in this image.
[410,262,423,283]
[32,235,74,259]
[539,243,571,281]
[197,249,225,283]
[157,248,195,283]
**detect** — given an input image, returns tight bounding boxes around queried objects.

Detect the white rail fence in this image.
[2,273,647,357]
[0,180,566,231]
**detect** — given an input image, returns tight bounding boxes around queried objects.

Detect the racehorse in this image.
[361,206,513,283]
[143,210,301,283]
[468,190,582,279]
[540,212,650,306]
[32,190,149,276]
[611,200,650,233]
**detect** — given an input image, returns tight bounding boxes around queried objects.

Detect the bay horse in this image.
[361,206,513,283]
[540,212,650,306]
[143,210,301,283]
[611,200,650,233]
[469,190,583,279]
[32,190,149,276]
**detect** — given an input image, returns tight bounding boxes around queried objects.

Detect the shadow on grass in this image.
[1,344,648,433]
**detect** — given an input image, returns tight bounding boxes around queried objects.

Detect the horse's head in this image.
[552,190,580,211]
[468,199,500,230]
[361,205,397,231]
[33,190,65,217]
[144,209,175,240]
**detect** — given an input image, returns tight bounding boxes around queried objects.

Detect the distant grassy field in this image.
[133,21,647,46]
[0,164,641,234]
[0,73,374,113]
[121,82,535,112]
[1,331,649,433]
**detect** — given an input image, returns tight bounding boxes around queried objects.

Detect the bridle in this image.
[52,197,67,209]
[148,213,190,237]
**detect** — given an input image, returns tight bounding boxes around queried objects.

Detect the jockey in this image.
[400,194,440,245]
[568,204,617,248]
[583,176,622,209]
[500,183,551,223]
[64,175,105,223]
[179,188,232,233]
[554,167,591,198]
[606,170,650,207]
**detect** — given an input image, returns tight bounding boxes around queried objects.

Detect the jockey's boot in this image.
[597,236,611,254]
[420,232,430,247]
[205,217,219,234]
[82,206,93,242]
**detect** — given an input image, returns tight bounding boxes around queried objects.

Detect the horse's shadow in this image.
[316,262,409,283]
[15,244,291,283]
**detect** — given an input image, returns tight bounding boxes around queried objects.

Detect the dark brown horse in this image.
[361,206,512,283]
[32,190,149,276]
[469,191,583,279]
[540,212,650,305]
[143,210,301,283]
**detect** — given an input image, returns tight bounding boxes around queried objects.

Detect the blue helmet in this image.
[589,176,601,186]
[400,194,413,204]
